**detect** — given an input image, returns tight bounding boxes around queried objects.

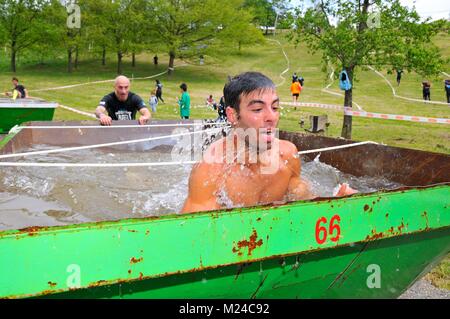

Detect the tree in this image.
[215,8,265,52]
[244,0,290,34]
[0,0,50,72]
[147,0,255,75]
[85,0,146,74]
[290,0,446,139]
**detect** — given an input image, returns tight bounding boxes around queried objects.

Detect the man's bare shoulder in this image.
[279,139,299,159]
[202,137,228,164]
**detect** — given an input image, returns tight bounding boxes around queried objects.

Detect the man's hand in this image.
[138,115,149,125]
[99,113,112,126]
[334,183,358,197]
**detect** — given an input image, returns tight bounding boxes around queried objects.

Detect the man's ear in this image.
[226,106,238,124]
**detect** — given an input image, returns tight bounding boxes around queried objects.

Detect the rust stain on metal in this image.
[145,230,150,236]
[363,204,370,212]
[88,280,108,288]
[130,257,143,264]
[232,229,263,256]
[17,225,46,236]
[421,211,429,229]
[199,255,204,268]
[47,281,57,287]
[127,229,138,233]
[397,222,406,233]
[366,228,384,240]
[139,272,144,280]
[256,217,261,222]
[128,270,132,274]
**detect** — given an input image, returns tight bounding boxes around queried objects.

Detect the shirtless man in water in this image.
[180,72,355,213]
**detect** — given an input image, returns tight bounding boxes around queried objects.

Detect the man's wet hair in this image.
[223,72,275,113]
[180,83,187,91]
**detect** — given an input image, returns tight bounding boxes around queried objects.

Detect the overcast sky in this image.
[290,0,450,21]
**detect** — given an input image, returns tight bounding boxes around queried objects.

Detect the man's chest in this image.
[222,165,292,206]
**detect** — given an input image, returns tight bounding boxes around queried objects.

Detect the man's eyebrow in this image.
[247,98,279,107]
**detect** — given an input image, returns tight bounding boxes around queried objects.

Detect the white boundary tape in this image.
[28,65,187,93]
[280,101,342,110]
[369,66,450,106]
[12,122,229,130]
[344,107,450,124]
[0,126,226,160]
[0,140,379,167]
[267,39,290,87]
[58,104,96,118]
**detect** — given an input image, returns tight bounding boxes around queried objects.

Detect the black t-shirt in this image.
[15,84,26,98]
[99,92,146,120]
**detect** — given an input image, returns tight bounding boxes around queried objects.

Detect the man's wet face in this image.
[115,79,130,101]
[234,88,280,149]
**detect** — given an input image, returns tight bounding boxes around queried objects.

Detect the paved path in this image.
[400,278,449,299]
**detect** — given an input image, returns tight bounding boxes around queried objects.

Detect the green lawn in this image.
[1,33,448,153]
[0,32,449,291]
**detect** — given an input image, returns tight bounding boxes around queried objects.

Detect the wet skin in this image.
[180,89,355,214]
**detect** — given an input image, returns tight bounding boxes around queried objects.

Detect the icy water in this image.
[0,146,403,231]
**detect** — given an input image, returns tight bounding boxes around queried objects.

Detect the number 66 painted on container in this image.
[315,215,341,244]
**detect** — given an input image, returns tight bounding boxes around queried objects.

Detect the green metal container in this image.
[0,121,448,299]
[0,101,57,134]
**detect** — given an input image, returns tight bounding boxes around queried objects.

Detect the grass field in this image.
[0,32,449,290]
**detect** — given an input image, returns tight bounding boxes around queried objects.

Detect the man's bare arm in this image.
[95,105,112,125]
[180,163,221,214]
[138,107,151,125]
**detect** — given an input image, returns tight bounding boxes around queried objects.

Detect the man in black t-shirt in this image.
[5,77,28,99]
[95,75,151,126]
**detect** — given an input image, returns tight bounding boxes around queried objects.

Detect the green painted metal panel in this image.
[43,228,450,299]
[0,105,56,133]
[0,186,448,298]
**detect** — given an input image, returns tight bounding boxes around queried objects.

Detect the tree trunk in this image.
[74,46,79,70]
[117,51,123,75]
[102,47,106,66]
[11,43,16,73]
[132,52,135,67]
[340,66,354,139]
[168,51,175,75]
[67,48,73,73]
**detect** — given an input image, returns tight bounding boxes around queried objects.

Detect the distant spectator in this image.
[298,75,304,87]
[155,79,164,103]
[5,77,28,99]
[217,95,227,122]
[177,83,190,119]
[206,94,216,109]
[199,55,204,65]
[153,55,158,67]
[396,69,403,86]
[422,81,431,101]
[290,79,302,104]
[149,89,158,113]
[292,72,298,82]
[445,79,450,104]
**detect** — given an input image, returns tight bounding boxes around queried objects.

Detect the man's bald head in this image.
[114,75,130,101]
